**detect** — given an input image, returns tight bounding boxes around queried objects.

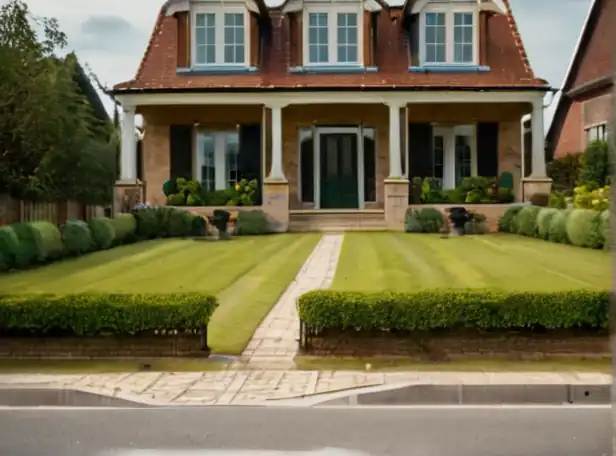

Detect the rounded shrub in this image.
[600,210,609,250]
[235,210,270,235]
[132,207,159,239]
[88,217,116,250]
[536,208,559,240]
[0,226,20,270]
[516,206,541,237]
[498,205,524,232]
[61,220,93,256]
[415,207,444,233]
[566,209,603,249]
[110,213,137,245]
[190,215,208,237]
[548,209,571,244]
[12,221,63,265]
[155,206,176,237]
[404,209,423,233]
[169,209,193,237]
[11,222,39,267]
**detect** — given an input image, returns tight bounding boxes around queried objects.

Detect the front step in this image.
[289,210,387,232]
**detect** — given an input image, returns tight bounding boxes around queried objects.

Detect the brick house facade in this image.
[112,0,551,230]
[547,0,614,159]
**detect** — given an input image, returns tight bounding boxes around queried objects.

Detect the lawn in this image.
[0,234,321,354]
[332,232,610,292]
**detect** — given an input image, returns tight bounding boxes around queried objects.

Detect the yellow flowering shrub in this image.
[572,185,610,212]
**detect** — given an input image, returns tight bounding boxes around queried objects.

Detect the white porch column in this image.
[120,105,137,182]
[267,104,286,180]
[386,101,404,178]
[530,98,547,177]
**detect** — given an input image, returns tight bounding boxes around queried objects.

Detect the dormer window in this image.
[192,7,249,66]
[420,7,477,66]
[303,7,362,66]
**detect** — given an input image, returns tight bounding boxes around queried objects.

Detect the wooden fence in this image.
[0,194,105,227]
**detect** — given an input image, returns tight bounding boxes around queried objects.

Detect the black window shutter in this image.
[477,122,499,178]
[408,123,433,179]
[169,125,193,181]
[238,124,263,205]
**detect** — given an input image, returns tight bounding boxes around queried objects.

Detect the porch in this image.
[115,89,550,231]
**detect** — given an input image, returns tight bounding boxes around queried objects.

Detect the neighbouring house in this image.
[112,0,551,231]
[546,0,614,160]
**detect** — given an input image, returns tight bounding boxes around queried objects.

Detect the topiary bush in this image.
[132,207,159,239]
[11,222,39,268]
[0,226,20,271]
[169,209,193,237]
[110,213,137,245]
[11,221,64,266]
[536,208,559,240]
[88,217,116,250]
[61,220,93,256]
[566,209,603,249]
[414,207,444,233]
[404,209,423,233]
[600,210,609,250]
[498,205,524,232]
[548,209,571,244]
[516,206,541,237]
[235,210,270,235]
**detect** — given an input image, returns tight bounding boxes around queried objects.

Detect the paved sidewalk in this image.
[0,371,610,406]
[241,234,343,367]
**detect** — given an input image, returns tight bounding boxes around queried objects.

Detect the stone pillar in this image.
[120,105,137,182]
[522,98,552,201]
[263,103,289,232]
[387,101,404,178]
[384,179,409,230]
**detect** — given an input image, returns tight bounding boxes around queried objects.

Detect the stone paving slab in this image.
[0,371,610,406]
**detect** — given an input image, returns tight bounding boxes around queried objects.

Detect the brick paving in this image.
[0,371,609,406]
[241,234,343,368]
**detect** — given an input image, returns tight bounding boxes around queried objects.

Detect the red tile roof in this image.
[114,3,548,92]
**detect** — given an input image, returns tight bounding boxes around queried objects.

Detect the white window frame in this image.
[585,122,608,145]
[191,6,250,67]
[194,130,240,190]
[419,5,479,66]
[302,5,363,66]
[432,125,477,190]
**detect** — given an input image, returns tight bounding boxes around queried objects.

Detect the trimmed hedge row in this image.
[0,206,210,272]
[499,204,609,249]
[297,289,608,331]
[0,293,219,336]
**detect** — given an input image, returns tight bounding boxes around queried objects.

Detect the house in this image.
[546,0,614,160]
[111,0,551,231]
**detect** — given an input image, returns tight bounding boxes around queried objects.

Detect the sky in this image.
[4,0,593,128]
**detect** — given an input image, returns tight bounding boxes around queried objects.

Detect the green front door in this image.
[319,133,359,209]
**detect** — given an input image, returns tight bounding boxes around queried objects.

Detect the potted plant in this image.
[211,209,231,240]
[448,207,472,236]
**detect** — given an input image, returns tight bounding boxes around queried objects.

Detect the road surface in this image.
[0,406,610,456]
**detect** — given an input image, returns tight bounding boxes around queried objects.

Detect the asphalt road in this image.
[0,406,610,456]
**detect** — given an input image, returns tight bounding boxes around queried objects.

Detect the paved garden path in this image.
[0,371,609,406]
[241,234,344,368]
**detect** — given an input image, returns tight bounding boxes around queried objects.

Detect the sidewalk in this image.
[0,370,610,406]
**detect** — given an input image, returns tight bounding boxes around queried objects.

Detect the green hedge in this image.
[536,208,558,240]
[0,226,19,271]
[404,208,444,233]
[297,289,608,331]
[566,209,603,249]
[498,205,524,232]
[548,209,571,244]
[516,206,541,237]
[169,209,193,237]
[61,220,93,256]
[0,293,219,336]
[88,217,116,250]
[11,221,63,267]
[600,210,609,249]
[110,214,137,245]
[235,210,270,235]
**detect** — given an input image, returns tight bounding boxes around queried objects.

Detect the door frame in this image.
[313,126,365,209]
[432,125,478,189]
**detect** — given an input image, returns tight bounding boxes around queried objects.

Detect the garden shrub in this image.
[547,153,582,195]
[169,209,193,237]
[548,192,567,209]
[297,289,608,332]
[154,206,176,237]
[11,222,39,267]
[566,209,603,249]
[190,215,208,237]
[167,193,185,206]
[110,213,137,245]
[515,206,541,237]
[414,207,444,233]
[572,185,609,212]
[464,212,488,235]
[132,207,159,239]
[548,209,571,244]
[580,140,610,188]
[601,210,609,249]
[536,208,559,240]
[0,293,219,336]
[235,210,270,235]
[404,209,423,233]
[88,217,116,250]
[0,226,20,270]
[11,221,64,267]
[61,220,93,256]
[498,205,524,232]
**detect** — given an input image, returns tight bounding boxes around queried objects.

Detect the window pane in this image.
[435,44,446,62]
[453,12,473,63]
[223,13,245,64]
[200,133,216,191]
[195,13,216,65]
[225,132,240,187]
[337,13,358,63]
[455,135,472,186]
[347,46,357,62]
[318,45,328,62]
[224,46,234,63]
[308,12,329,63]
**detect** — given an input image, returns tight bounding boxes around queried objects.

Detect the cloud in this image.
[76,15,145,53]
